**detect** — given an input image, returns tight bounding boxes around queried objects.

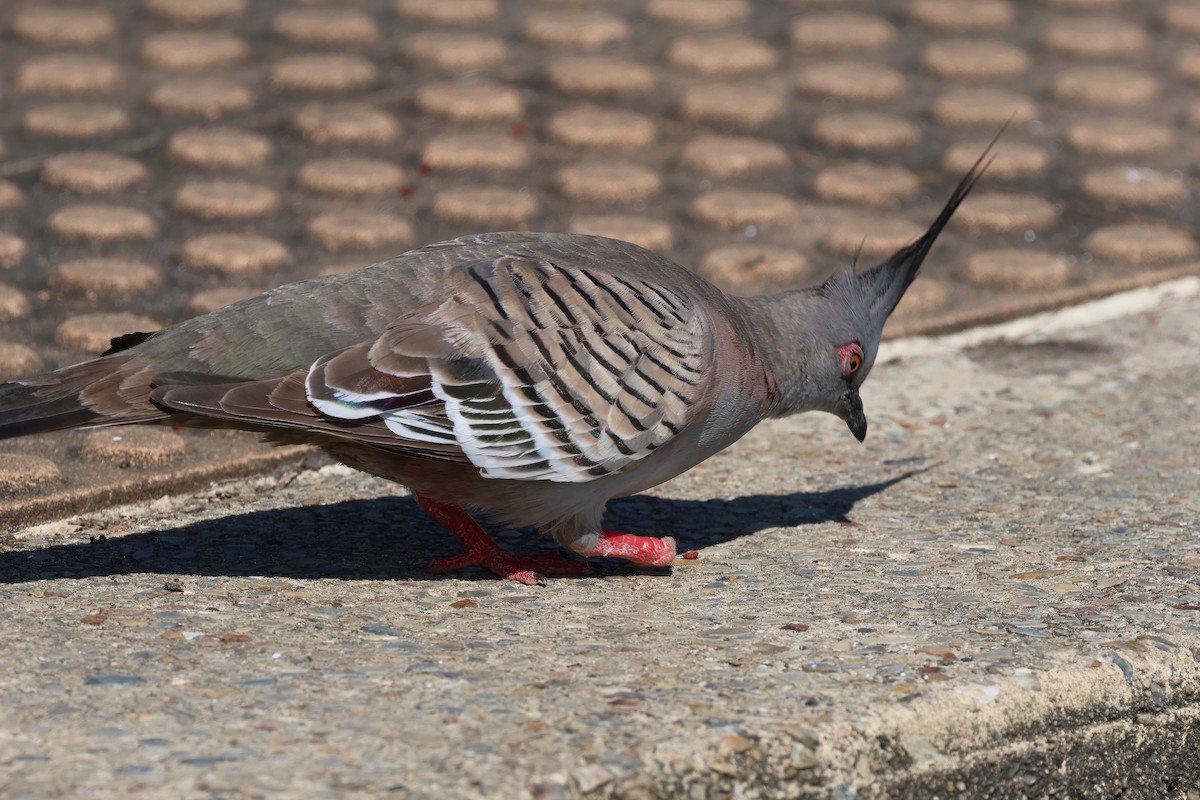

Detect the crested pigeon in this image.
[0,150,989,584]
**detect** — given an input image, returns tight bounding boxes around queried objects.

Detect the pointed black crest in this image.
[856,130,1000,326]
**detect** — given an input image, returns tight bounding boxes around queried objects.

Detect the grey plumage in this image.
[0,147,990,582]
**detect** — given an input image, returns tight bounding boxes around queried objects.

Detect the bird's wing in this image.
[155,257,714,483]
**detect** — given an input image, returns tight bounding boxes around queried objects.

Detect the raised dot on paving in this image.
[697,245,808,293]
[421,133,530,172]
[297,158,405,194]
[42,152,148,194]
[0,285,30,322]
[546,57,655,95]
[790,12,896,50]
[396,0,499,24]
[1084,223,1198,265]
[1054,67,1159,106]
[13,6,116,45]
[956,192,1058,232]
[1174,45,1200,81]
[431,188,538,227]
[271,54,378,94]
[271,8,378,45]
[17,54,122,95]
[932,88,1037,126]
[1043,0,1123,8]
[963,249,1071,290]
[141,30,249,70]
[144,0,245,22]
[0,182,24,211]
[51,258,162,297]
[796,62,907,101]
[821,215,924,258]
[524,9,629,49]
[402,32,507,70]
[568,216,673,252]
[812,112,919,151]
[47,204,158,242]
[292,103,400,144]
[23,103,130,139]
[0,454,62,493]
[183,233,289,273]
[0,233,28,269]
[187,287,260,315]
[317,262,363,277]
[680,135,789,178]
[908,0,1014,30]
[547,107,656,149]
[173,180,281,220]
[644,0,749,26]
[667,33,777,75]
[943,140,1048,179]
[307,212,416,252]
[1081,167,1187,207]
[557,162,662,202]
[57,313,163,354]
[815,164,921,206]
[692,190,798,230]
[149,77,256,118]
[0,342,43,379]
[1066,118,1173,156]
[922,39,1029,79]
[1164,2,1200,35]
[892,279,951,317]
[80,428,190,467]
[680,83,785,127]
[415,81,523,120]
[167,126,273,168]
[1041,17,1148,57]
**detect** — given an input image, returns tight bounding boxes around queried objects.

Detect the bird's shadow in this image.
[0,472,918,584]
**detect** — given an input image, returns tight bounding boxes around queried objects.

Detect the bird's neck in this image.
[740,289,826,419]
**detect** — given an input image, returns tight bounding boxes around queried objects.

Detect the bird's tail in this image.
[0,356,165,440]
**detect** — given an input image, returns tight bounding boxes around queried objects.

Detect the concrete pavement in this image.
[1,280,1199,798]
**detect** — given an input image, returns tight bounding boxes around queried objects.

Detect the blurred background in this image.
[1,0,1196,520]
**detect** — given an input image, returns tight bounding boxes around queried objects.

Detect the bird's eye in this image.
[836,342,864,381]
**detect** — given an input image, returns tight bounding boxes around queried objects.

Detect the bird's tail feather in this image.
[0,358,164,440]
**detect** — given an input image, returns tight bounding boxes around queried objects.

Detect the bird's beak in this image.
[836,389,867,443]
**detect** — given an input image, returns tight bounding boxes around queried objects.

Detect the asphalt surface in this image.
[2,279,1198,798]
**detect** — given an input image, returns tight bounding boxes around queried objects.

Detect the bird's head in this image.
[787,143,993,443]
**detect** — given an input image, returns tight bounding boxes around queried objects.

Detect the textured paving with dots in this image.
[1,0,1198,524]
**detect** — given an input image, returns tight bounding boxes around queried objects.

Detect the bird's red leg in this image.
[416,494,589,585]
[575,531,677,568]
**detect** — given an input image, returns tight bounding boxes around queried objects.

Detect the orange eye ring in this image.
[836,342,864,381]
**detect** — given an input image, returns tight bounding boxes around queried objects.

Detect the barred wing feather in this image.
[307,258,712,483]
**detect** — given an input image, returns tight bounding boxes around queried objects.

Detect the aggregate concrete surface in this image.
[1,279,1198,799]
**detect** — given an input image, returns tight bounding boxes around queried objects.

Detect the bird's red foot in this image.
[428,549,589,586]
[417,494,589,585]
[575,530,677,568]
